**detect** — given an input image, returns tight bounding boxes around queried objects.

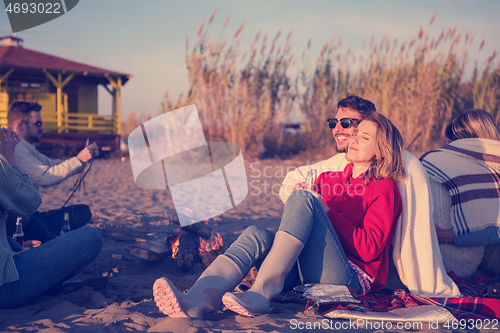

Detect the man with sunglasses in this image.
[6,101,98,243]
[278,94,461,297]
[279,95,375,202]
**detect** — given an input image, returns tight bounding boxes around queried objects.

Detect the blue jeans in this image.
[225,190,361,293]
[0,227,103,308]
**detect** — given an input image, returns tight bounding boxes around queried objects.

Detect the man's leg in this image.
[279,191,361,290]
[0,227,103,308]
[38,205,92,235]
[222,191,360,317]
[6,214,56,243]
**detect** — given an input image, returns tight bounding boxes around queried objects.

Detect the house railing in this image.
[63,113,117,133]
[0,110,7,127]
[0,111,118,133]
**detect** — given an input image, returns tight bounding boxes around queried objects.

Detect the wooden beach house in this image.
[0,35,131,154]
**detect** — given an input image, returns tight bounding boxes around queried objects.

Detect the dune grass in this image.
[125,12,500,157]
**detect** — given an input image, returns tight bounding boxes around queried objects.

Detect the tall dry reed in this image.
[128,12,500,157]
[299,14,500,152]
[162,10,296,157]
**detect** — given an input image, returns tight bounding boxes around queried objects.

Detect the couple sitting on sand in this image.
[0,127,103,308]
[153,95,500,319]
[0,101,103,309]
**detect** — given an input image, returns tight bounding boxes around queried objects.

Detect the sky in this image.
[1,0,499,120]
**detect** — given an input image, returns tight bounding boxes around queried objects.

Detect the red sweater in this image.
[315,163,402,292]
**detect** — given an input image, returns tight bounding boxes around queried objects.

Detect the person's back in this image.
[421,109,500,280]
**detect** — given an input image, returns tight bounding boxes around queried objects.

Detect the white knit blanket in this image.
[421,139,500,247]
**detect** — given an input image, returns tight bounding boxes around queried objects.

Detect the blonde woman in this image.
[444,108,500,142]
[422,109,500,279]
[154,112,405,318]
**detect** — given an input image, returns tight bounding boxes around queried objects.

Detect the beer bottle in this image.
[60,212,71,235]
[13,217,24,248]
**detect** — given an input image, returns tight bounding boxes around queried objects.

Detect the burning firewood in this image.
[176,232,199,271]
[162,219,227,272]
[182,222,212,240]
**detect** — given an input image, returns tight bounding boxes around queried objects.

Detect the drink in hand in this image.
[13,217,24,248]
[60,212,71,235]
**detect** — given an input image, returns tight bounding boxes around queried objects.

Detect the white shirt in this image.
[14,138,84,192]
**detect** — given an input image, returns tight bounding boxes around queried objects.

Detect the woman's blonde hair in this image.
[445,109,500,142]
[361,112,405,184]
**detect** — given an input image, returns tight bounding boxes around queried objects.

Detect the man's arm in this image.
[14,142,85,188]
[279,153,349,204]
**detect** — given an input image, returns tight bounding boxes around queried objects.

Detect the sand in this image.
[0,152,452,332]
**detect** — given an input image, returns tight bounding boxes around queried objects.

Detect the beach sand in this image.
[0,153,452,332]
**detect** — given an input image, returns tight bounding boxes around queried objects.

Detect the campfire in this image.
[167,221,226,272]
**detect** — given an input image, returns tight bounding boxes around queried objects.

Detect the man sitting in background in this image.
[6,101,99,243]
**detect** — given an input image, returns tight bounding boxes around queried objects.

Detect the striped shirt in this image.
[0,155,41,286]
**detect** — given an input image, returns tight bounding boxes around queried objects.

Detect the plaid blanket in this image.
[318,272,500,319]
[420,138,500,247]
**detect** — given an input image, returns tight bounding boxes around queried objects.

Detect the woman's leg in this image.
[223,190,360,317]
[223,225,275,275]
[0,227,103,308]
[153,225,275,319]
[280,191,360,291]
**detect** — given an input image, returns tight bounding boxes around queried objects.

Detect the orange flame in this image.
[169,230,183,258]
[199,232,225,257]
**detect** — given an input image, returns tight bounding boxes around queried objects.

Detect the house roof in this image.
[0,44,131,84]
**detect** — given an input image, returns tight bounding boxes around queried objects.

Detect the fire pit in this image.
[168,221,226,272]
[129,209,226,272]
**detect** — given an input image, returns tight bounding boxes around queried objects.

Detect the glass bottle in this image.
[13,217,24,248]
[305,169,318,190]
[60,212,71,235]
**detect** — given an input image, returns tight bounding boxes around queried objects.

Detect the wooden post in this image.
[45,71,75,132]
[0,69,14,127]
[57,73,62,129]
[0,68,15,91]
[106,76,122,135]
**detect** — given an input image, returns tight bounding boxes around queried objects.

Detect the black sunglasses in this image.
[326,118,360,129]
[25,120,43,128]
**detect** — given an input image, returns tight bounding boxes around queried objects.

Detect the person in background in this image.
[420,109,500,285]
[152,112,404,319]
[6,101,99,243]
[0,127,103,308]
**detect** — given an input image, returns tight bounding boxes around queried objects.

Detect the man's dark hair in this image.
[337,95,376,118]
[7,101,42,128]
